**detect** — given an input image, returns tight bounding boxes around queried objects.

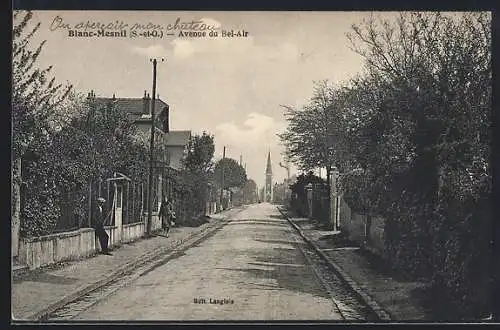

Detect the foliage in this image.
[278,80,342,178]
[242,179,258,203]
[170,132,217,223]
[12,10,71,237]
[345,12,492,319]
[171,169,208,221]
[12,10,72,159]
[289,171,326,217]
[19,94,150,237]
[182,132,215,175]
[213,158,247,189]
[280,12,492,319]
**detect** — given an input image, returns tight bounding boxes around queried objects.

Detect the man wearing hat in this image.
[92,197,112,255]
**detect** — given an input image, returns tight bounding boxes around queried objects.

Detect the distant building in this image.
[165,130,192,171]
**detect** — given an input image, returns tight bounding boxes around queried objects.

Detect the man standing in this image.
[92,197,112,255]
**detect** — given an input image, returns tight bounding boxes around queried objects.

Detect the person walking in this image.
[159,196,175,237]
[92,197,112,255]
[159,196,169,232]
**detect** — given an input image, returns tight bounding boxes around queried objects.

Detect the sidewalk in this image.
[285,215,431,321]
[11,208,243,321]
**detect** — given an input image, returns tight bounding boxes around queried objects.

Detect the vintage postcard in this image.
[11,10,494,323]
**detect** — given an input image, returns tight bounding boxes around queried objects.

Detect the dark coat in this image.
[91,203,106,228]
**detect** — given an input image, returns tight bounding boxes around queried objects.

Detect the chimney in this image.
[86,90,96,103]
[142,90,150,114]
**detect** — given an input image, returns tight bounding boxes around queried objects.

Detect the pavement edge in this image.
[277,206,393,322]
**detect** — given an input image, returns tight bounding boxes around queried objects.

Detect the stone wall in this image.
[338,197,387,258]
[19,228,97,270]
[17,215,158,270]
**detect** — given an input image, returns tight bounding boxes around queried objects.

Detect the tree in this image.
[177,132,216,219]
[242,179,258,203]
[182,132,215,176]
[343,12,492,319]
[289,171,326,217]
[278,80,338,177]
[213,158,247,189]
[12,10,72,159]
[19,93,151,237]
[12,10,73,244]
[280,11,491,319]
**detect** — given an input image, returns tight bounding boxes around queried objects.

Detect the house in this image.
[91,90,170,137]
[89,90,171,214]
[165,130,191,171]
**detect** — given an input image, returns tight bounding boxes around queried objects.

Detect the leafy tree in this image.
[213,158,247,189]
[343,12,492,319]
[279,80,338,177]
[289,171,326,217]
[242,179,258,203]
[182,131,215,176]
[20,95,150,236]
[12,10,77,237]
[280,12,492,319]
[12,10,72,159]
[174,132,217,220]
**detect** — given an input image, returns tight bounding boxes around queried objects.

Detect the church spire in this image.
[266,150,272,175]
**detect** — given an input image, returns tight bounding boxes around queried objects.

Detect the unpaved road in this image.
[74,203,344,320]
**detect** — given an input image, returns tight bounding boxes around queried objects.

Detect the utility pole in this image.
[219,146,226,211]
[147,58,164,237]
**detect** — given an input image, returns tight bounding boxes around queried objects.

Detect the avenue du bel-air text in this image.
[67,29,249,39]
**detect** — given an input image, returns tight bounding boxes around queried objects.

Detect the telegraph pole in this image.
[219,146,226,211]
[147,58,164,237]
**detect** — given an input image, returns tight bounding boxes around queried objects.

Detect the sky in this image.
[22,10,374,188]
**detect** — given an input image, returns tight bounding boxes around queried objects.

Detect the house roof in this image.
[93,96,168,121]
[166,130,191,147]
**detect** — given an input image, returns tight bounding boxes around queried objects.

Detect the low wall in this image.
[18,222,148,270]
[338,197,386,258]
[19,228,97,270]
[339,198,366,242]
[122,222,146,243]
[104,225,118,248]
[367,216,386,256]
[17,212,166,271]
[141,212,162,232]
[151,213,162,232]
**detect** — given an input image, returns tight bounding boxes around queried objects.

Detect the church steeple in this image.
[264,150,273,203]
[266,151,272,174]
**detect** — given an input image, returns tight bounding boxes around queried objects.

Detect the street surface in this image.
[74,203,344,320]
